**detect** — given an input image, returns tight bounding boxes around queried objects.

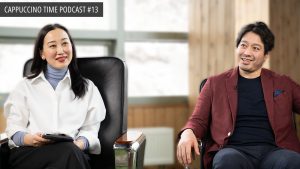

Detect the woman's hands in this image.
[23,133,85,151]
[73,139,85,150]
[23,133,50,147]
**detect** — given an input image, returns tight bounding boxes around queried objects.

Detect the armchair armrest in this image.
[198,139,205,169]
[114,131,146,169]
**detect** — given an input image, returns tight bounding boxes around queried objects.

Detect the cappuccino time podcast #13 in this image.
[0,2,103,17]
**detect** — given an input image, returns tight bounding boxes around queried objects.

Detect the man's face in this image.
[236,31,268,78]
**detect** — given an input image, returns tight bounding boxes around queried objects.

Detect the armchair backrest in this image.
[23,57,128,169]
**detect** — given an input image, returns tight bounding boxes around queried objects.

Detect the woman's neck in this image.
[45,64,68,89]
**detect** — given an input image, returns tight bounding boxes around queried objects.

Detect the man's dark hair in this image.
[28,23,87,99]
[236,21,275,55]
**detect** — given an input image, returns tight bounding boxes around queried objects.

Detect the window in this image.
[125,0,188,96]
[0,0,189,98]
[0,44,33,93]
[125,0,188,32]
[126,42,188,96]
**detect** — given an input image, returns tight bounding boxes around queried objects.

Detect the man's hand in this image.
[24,133,50,147]
[176,129,200,167]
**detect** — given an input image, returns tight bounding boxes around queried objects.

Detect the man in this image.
[177,22,300,169]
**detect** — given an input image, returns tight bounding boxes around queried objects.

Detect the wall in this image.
[188,0,235,110]
[269,0,300,138]
[128,103,189,169]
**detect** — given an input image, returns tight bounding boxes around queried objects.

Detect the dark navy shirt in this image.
[228,75,275,146]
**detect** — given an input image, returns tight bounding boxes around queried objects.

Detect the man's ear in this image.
[264,53,270,61]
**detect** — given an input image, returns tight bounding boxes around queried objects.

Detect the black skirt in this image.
[9,142,90,169]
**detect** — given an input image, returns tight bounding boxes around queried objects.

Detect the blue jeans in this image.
[212,145,300,169]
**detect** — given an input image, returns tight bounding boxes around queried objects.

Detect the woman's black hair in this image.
[236,21,275,55]
[28,23,87,99]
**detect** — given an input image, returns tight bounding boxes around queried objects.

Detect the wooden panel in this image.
[0,108,5,132]
[128,104,188,128]
[144,108,155,127]
[269,0,300,81]
[133,107,144,127]
[235,0,269,35]
[188,0,235,111]
[269,0,300,139]
[235,0,270,67]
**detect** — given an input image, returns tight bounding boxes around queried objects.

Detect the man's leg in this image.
[260,148,300,169]
[212,147,255,169]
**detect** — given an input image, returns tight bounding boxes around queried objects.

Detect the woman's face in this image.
[41,28,73,69]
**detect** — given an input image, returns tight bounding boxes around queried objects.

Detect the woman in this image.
[4,24,106,169]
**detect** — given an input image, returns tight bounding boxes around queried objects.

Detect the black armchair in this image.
[198,78,208,169]
[0,56,146,169]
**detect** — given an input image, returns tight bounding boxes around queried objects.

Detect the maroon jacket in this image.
[183,67,300,169]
